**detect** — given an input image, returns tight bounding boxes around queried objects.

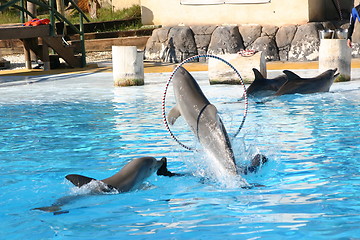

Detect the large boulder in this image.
[238,24,262,48]
[191,25,217,62]
[190,25,217,35]
[250,36,279,61]
[288,22,323,61]
[166,26,198,62]
[276,24,297,61]
[144,27,171,61]
[261,25,279,37]
[208,26,244,54]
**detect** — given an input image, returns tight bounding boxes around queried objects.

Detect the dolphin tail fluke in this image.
[65,174,97,187]
[168,105,181,125]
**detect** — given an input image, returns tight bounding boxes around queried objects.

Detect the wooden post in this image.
[23,39,32,69]
[56,0,65,16]
[26,1,37,21]
[41,39,50,70]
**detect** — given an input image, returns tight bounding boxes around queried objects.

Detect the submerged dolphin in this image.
[66,157,167,192]
[247,68,288,97]
[168,66,237,175]
[275,69,338,96]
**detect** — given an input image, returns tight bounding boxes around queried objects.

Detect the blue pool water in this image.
[0,71,359,239]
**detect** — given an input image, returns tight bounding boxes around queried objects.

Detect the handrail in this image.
[11,5,37,19]
[0,0,20,11]
[0,0,89,67]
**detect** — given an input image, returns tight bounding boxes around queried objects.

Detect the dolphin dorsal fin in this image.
[283,70,301,81]
[252,68,265,81]
[65,174,96,187]
[167,105,181,125]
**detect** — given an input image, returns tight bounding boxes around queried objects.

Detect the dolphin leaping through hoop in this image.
[167,66,238,175]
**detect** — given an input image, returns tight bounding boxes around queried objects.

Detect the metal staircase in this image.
[0,0,90,69]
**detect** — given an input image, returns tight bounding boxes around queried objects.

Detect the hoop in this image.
[161,54,248,151]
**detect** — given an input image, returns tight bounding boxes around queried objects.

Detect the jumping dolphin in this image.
[167,66,238,175]
[275,69,338,96]
[247,68,288,97]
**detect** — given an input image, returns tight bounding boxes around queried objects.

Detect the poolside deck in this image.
[2,59,360,76]
[0,23,51,40]
[0,23,83,69]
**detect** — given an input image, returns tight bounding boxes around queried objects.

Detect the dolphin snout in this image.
[332,68,339,78]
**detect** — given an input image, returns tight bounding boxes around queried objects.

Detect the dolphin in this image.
[275,69,338,96]
[33,157,177,213]
[247,68,288,97]
[66,157,167,192]
[167,66,238,175]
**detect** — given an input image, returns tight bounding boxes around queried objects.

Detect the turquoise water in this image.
[0,72,359,239]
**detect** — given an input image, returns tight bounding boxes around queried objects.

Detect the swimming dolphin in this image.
[33,157,176,213]
[275,69,338,96]
[66,157,167,192]
[167,66,238,175]
[247,68,288,97]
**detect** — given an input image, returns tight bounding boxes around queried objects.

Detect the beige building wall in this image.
[112,0,140,11]
[141,0,310,26]
[141,0,354,26]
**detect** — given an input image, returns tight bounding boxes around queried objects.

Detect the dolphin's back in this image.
[65,157,165,193]
[102,157,163,192]
[276,69,337,95]
[247,68,287,96]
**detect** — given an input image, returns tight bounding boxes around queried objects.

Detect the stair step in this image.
[42,36,82,68]
[69,36,150,52]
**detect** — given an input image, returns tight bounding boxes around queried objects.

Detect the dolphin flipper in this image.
[157,157,184,177]
[244,154,268,174]
[65,174,97,187]
[168,105,181,125]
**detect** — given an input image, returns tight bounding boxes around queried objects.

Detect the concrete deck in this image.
[2,59,360,76]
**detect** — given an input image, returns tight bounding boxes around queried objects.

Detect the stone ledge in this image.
[145,21,354,63]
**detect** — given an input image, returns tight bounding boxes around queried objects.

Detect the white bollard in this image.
[112,46,144,86]
[319,39,351,82]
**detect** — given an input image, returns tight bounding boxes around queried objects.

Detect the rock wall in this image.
[145,21,353,63]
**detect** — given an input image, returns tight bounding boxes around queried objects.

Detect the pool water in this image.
[0,71,359,239]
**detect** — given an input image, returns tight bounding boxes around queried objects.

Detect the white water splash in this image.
[69,180,119,195]
[181,146,250,189]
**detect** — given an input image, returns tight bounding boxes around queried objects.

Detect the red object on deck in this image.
[23,18,50,26]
